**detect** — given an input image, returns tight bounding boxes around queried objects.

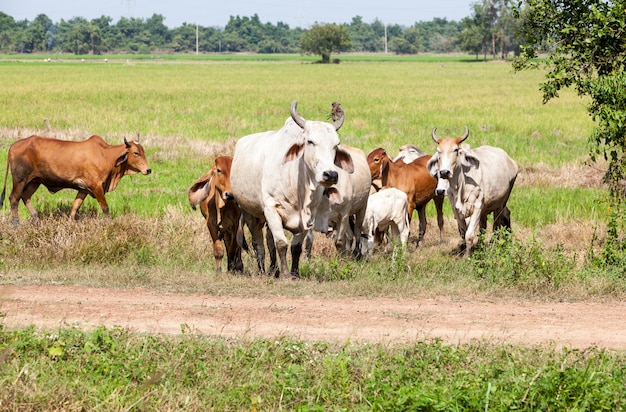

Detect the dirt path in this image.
[2,285,626,349]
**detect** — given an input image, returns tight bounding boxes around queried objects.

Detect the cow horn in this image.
[124,136,130,148]
[459,126,469,142]
[290,100,306,129]
[431,128,439,143]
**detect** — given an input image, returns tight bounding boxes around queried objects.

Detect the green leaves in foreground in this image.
[1,325,625,410]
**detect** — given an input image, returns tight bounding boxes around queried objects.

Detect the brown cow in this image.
[367,148,444,246]
[188,156,244,274]
[0,135,151,226]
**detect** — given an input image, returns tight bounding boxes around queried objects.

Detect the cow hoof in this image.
[11,217,19,228]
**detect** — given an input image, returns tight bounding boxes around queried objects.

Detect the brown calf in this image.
[188,156,244,274]
[367,148,444,246]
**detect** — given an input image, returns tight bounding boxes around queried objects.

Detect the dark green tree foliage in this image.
[514,0,626,264]
[299,23,351,63]
[0,9,522,56]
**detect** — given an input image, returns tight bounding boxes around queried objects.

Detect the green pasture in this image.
[2,58,626,410]
[0,58,599,225]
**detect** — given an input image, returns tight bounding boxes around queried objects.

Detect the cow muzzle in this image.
[223,191,234,201]
[322,170,339,185]
[435,188,447,196]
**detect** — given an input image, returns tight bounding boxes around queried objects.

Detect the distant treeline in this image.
[0,1,520,58]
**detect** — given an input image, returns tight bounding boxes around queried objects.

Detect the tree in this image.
[300,23,351,63]
[514,0,626,262]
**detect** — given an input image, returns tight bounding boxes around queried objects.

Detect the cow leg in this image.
[452,207,468,254]
[415,205,427,247]
[19,182,40,225]
[352,210,366,259]
[263,206,291,279]
[212,239,225,275]
[464,212,481,257]
[265,227,279,278]
[434,194,445,243]
[70,191,89,220]
[8,183,24,226]
[243,213,266,274]
[224,230,243,273]
[89,187,110,219]
[304,230,314,259]
[494,206,511,231]
[290,232,307,279]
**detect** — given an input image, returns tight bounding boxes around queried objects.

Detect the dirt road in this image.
[2,285,625,349]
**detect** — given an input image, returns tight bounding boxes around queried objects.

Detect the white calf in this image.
[360,187,410,257]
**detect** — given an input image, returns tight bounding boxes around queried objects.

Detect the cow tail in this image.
[0,157,8,209]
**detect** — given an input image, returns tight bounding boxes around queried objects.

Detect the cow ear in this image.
[460,150,480,169]
[115,153,128,167]
[283,143,304,163]
[427,155,439,177]
[335,146,354,173]
[188,169,215,209]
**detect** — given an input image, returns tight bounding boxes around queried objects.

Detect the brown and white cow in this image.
[0,135,151,225]
[188,156,244,274]
[426,126,518,256]
[367,148,444,246]
[230,101,354,279]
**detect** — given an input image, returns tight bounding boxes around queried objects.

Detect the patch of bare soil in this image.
[2,285,626,350]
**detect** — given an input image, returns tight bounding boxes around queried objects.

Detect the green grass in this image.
[1,57,624,409]
[2,326,625,410]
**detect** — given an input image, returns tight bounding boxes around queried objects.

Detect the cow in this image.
[230,101,354,279]
[426,126,519,256]
[188,156,244,274]
[367,148,444,246]
[360,187,410,258]
[0,135,151,226]
[309,144,371,256]
[392,144,426,163]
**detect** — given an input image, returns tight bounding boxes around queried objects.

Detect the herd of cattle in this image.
[0,101,518,279]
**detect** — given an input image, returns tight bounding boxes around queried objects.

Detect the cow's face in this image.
[366,148,388,180]
[286,121,354,187]
[121,139,152,175]
[432,138,463,180]
[213,156,234,203]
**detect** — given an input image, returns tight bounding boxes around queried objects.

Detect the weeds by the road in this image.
[0,325,624,410]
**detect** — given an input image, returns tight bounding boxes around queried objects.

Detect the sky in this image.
[2,0,474,29]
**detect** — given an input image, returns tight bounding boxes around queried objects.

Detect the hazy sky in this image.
[2,0,474,28]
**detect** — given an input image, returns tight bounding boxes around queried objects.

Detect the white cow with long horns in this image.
[426,126,518,256]
[230,101,354,279]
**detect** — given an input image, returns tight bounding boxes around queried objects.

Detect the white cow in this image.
[426,126,518,256]
[360,187,410,257]
[392,144,426,163]
[230,101,354,279]
[309,144,371,256]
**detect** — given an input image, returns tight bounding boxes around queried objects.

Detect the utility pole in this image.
[384,23,387,54]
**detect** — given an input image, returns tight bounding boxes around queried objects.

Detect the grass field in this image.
[1,56,625,410]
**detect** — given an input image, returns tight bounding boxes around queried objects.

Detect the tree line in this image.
[0,0,521,59]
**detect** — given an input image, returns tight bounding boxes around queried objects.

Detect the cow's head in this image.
[119,137,152,175]
[188,156,234,211]
[427,126,479,176]
[284,101,354,187]
[366,148,389,181]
